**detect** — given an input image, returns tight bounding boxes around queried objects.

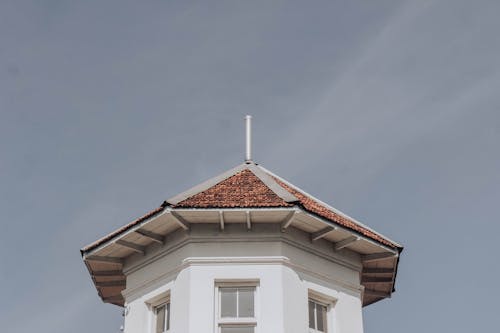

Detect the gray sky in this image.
[1,0,499,332]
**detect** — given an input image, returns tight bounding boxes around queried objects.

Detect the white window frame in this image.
[146,290,171,333]
[214,280,259,333]
[154,301,171,333]
[308,299,328,333]
[308,289,337,333]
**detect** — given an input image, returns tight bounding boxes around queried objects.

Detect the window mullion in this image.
[218,287,221,319]
[314,303,318,330]
[236,289,240,318]
[218,285,257,332]
[313,303,316,330]
[164,305,167,332]
[167,304,170,332]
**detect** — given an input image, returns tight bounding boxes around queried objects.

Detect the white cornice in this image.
[121,255,363,300]
[123,229,362,276]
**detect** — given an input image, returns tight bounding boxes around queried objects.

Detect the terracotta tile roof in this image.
[174,169,293,208]
[271,177,399,248]
[173,164,399,249]
[81,163,401,255]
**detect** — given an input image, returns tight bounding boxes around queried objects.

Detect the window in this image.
[309,299,327,333]
[216,283,257,333]
[145,289,171,333]
[155,302,170,333]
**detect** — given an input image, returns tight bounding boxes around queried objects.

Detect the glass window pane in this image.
[156,305,165,333]
[238,288,255,317]
[308,300,315,329]
[316,304,327,332]
[221,326,254,333]
[220,288,237,317]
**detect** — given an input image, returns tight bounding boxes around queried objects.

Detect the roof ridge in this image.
[246,164,298,203]
[166,163,249,205]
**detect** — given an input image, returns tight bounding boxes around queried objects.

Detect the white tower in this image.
[81,117,403,333]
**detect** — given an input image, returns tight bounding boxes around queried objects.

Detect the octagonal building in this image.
[81,120,403,333]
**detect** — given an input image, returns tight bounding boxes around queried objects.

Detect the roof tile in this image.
[174,169,293,208]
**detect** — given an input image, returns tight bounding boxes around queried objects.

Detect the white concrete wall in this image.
[122,226,364,333]
[282,265,308,333]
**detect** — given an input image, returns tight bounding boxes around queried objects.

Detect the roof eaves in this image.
[80,205,167,255]
[297,206,398,253]
[257,165,403,250]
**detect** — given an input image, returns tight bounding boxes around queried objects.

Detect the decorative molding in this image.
[120,225,367,299]
[183,256,291,266]
[122,255,363,300]
[123,226,363,277]
[308,288,339,306]
[144,289,171,308]
[214,278,260,286]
